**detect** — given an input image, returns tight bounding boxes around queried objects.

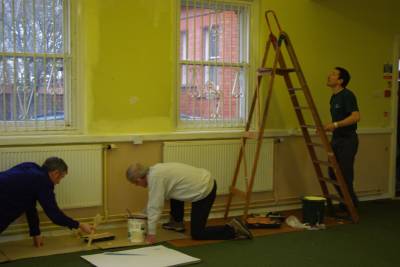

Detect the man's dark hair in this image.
[42,157,68,173]
[335,67,351,88]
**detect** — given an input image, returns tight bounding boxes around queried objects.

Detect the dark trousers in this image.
[0,209,19,234]
[169,181,235,240]
[328,134,359,207]
[0,204,22,233]
[0,220,10,234]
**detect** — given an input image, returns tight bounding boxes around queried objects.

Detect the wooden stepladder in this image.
[224,10,359,223]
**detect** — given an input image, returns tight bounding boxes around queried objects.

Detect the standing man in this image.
[126,162,252,244]
[324,67,360,211]
[0,157,93,247]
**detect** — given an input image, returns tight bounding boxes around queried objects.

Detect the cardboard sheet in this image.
[82,245,200,267]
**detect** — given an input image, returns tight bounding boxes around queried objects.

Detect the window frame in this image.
[176,0,256,130]
[0,0,80,135]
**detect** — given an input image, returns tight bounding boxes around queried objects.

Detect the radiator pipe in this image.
[102,144,111,221]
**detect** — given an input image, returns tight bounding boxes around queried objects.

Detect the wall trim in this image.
[0,127,393,147]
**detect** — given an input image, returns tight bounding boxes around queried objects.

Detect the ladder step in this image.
[318,176,339,186]
[230,187,247,198]
[327,194,345,203]
[306,142,324,148]
[294,106,310,110]
[243,131,259,139]
[313,159,333,167]
[288,87,303,92]
[257,67,296,76]
[300,124,316,129]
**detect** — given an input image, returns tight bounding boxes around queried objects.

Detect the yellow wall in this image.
[81,0,176,134]
[77,0,400,134]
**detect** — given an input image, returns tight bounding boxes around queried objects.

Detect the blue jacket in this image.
[0,162,79,236]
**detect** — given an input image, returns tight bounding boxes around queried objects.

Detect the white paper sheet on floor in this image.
[81,245,200,267]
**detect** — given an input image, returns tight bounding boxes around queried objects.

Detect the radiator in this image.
[0,145,103,209]
[163,139,274,194]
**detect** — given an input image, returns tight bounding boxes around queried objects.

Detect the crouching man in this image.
[0,157,93,247]
[126,162,252,244]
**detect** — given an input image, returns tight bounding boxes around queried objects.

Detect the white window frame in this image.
[0,0,80,135]
[177,0,257,130]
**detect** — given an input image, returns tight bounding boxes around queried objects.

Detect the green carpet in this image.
[1,199,399,267]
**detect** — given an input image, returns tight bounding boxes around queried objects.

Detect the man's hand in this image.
[79,223,94,234]
[324,122,336,132]
[32,235,44,247]
[145,234,156,244]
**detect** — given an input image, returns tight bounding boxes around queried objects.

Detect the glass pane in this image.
[0,2,3,52]
[32,0,63,54]
[179,1,248,127]
[0,56,5,120]
[15,56,25,120]
[0,57,13,120]
[35,0,46,53]
[180,64,245,122]
[25,0,35,53]
[14,0,25,53]
[180,31,187,60]
[3,0,14,52]
[54,0,64,53]
[0,56,65,122]
[180,1,244,64]
[0,0,67,128]
[35,57,64,121]
[0,0,64,54]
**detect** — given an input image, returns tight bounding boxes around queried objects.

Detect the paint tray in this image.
[82,232,116,243]
[246,216,281,229]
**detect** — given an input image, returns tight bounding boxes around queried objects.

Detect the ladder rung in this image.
[230,187,247,198]
[257,67,296,76]
[300,124,316,129]
[318,176,339,186]
[306,142,324,148]
[243,131,259,139]
[327,194,345,203]
[288,87,303,92]
[313,160,333,167]
[294,106,310,110]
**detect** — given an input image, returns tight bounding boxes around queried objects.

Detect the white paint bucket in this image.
[127,214,147,243]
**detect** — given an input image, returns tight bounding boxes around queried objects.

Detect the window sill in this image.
[0,128,392,147]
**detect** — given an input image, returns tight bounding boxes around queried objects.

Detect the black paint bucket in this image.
[302,196,326,225]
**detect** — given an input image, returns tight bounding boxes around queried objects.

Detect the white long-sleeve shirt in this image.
[146,162,214,235]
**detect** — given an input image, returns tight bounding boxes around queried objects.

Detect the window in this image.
[203,25,219,60]
[179,0,250,128]
[0,0,72,133]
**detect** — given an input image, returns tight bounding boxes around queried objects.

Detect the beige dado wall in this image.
[106,133,390,218]
[5,133,390,234]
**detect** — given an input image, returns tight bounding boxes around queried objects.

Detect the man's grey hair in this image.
[42,157,68,173]
[126,163,149,183]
